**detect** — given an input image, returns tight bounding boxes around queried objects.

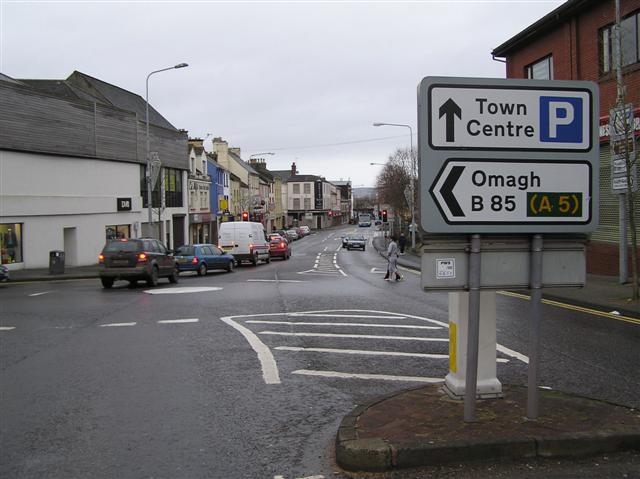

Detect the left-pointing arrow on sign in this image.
[438,98,462,142]
[439,165,465,216]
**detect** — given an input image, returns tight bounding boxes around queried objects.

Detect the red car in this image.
[268,234,291,260]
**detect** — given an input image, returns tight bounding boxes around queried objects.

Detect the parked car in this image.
[174,244,235,275]
[0,264,9,282]
[286,229,299,241]
[299,225,310,236]
[218,221,270,265]
[344,235,366,251]
[98,238,178,289]
[268,234,291,260]
[276,229,293,243]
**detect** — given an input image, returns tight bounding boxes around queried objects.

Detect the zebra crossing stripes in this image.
[298,252,346,277]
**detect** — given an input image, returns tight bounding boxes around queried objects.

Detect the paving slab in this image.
[335,384,640,472]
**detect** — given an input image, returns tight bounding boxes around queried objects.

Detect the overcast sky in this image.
[2,0,564,187]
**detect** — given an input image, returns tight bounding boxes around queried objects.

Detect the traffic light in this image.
[378,211,382,220]
[382,209,388,222]
[242,211,249,221]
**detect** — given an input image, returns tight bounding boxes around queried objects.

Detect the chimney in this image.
[229,147,241,156]
[188,137,204,147]
[291,162,297,175]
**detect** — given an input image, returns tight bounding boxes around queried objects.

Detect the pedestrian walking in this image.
[386,235,403,281]
[398,233,407,254]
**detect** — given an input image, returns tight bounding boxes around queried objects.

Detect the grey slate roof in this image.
[270,170,294,182]
[289,174,323,182]
[18,71,177,131]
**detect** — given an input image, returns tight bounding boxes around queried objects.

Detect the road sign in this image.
[428,84,592,151]
[430,159,591,225]
[418,77,599,233]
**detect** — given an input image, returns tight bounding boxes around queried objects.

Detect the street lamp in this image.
[145,62,189,239]
[372,122,416,250]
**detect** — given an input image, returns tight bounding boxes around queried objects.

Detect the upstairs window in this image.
[600,11,640,75]
[292,183,300,194]
[303,183,311,194]
[525,55,553,79]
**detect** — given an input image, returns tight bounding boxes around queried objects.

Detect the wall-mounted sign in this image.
[117,197,132,211]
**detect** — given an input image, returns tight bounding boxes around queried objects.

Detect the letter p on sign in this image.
[540,96,583,143]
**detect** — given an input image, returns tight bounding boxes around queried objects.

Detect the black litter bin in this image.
[49,250,65,274]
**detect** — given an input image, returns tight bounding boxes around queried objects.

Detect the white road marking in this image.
[158,318,199,324]
[288,313,406,319]
[144,286,222,294]
[246,320,441,330]
[292,369,444,383]
[0,327,16,331]
[29,291,53,297]
[247,279,306,283]
[259,331,448,342]
[99,322,137,327]
[276,346,449,359]
[370,267,386,274]
[220,315,281,384]
[497,344,529,364]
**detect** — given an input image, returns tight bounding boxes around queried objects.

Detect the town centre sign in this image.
[418,76,599,234]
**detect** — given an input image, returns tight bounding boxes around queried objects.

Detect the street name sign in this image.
[418,77,599,234]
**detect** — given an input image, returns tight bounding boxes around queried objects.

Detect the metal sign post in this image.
[464,234,482,422]
[418,76,599,421]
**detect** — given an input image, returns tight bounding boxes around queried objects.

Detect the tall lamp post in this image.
[249,152,275,160]
[146,62,188,239]
[373,122,416,249]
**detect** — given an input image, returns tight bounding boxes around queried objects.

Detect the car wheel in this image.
[146,266,159,287]
[363,247,366,251]
[265,254,271,264]
[197,263,207,277]
[168,267,179,284]
[101,277,114,289]
[226,260,234,273]
[252,253,258,266]
[127,279,137,287]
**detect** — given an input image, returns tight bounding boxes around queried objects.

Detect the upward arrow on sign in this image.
[438,98,462,142]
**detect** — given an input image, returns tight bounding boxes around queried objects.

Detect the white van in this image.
[218,221,271,266]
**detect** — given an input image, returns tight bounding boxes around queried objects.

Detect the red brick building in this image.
[493,0,640,276]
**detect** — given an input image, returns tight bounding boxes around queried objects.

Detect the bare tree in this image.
[376,147,412,221]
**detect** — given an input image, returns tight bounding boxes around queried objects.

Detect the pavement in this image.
[4,237,640,474]
[334,236,640,473]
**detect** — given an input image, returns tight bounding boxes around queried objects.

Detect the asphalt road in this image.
[1,225,638,478]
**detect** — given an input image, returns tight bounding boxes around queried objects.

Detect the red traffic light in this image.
[382,209,388,222]
[242,211,249,221]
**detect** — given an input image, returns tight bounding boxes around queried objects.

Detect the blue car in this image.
[0,264,9,282]
[174,244,235,276]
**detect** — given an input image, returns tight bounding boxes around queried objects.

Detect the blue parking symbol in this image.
[540,96,583,143]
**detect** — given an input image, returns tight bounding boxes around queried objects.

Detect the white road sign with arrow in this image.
[429,86,592,151]
[418,76,599,233]
[430,159,591,224]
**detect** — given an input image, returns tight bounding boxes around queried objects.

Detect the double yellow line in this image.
[497,290,640,326]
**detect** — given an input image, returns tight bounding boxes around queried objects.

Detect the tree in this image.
[375,147,413,228]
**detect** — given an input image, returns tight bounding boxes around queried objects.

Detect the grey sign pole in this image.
[464,234,482,422]
[527,234,543,420]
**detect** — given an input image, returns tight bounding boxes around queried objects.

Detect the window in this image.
[164,168,183,208]
[304,198,311,210]
[105,225,130,241]
[525,56,553,79]
[0,223,23,264]
[293,198,301,209]
[303,183,311,194]
[600,11,640,75]
[293,184,300,194]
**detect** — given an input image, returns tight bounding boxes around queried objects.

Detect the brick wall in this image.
[503,0,640,116]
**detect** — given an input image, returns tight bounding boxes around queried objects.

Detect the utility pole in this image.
[613,0,639,299]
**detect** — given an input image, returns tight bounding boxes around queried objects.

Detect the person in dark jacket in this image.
[398,233,407,254]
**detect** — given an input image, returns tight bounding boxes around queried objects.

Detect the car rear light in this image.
[98,254,104,263]
[280,242,285,248]
[192,257,199,264]
[137,253,147,262]
[249,244,253,251]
